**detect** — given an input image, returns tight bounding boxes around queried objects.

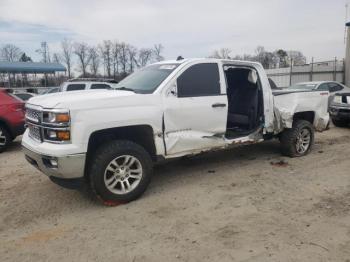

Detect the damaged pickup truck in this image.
[22,58,329,204]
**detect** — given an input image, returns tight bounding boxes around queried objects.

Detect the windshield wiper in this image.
[115,86,136,93]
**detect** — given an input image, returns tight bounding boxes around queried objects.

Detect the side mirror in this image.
[167,82,178,96]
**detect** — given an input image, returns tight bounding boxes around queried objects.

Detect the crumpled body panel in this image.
[273,91,330,132]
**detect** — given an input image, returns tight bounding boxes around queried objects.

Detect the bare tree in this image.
[138,48,153,67]
[0,44,22,61]
[61,39,74,78]
[118,42,129,74]
[254,46,275,69]
[112,41,120,78]
[52,53,61,64]
[288,50,306,66]
[89,47,100,76]
[74,42,91,77]
[36,42,51,63]
[209,48,232,59]
[153,44,164,62]
[99,40,113,78]
[127,45,138,72]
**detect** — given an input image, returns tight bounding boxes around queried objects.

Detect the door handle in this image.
[212,103,227,108]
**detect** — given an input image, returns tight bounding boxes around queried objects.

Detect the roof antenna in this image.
[176,56,184,61]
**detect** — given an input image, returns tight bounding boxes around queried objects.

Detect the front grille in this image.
[26,106,43,142]
[344,96,350,104]
[26,108,41,123]
[25,106,70,144]
[28,124,42,142]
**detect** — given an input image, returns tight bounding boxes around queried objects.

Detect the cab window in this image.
[177,63,220,97]
[66,84,86,91]
[90,84,111,89]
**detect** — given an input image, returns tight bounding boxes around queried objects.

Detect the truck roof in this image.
[155,58,263,67]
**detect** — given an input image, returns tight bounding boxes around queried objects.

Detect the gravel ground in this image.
[1,126,350,262]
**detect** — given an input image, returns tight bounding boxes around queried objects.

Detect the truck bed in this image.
[272,89,329,132]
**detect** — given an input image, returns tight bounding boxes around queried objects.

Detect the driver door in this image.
[163,62,228,156]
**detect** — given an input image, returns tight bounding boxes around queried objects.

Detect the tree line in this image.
[209,46,307,69]
[0,41,165,80]
[1,42,308,79]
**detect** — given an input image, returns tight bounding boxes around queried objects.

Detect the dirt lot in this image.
[1,127,350,262]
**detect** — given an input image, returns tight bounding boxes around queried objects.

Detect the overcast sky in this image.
[0,0,348,62]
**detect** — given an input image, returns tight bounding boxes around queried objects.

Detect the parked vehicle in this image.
[13,92,36,101]
[60,79,117,92]
[289,81,350,93]
[0,89,25,152]
[42,87,61,95]
[289,81,350,107]
[329,92,350,127]
[22,59,330,204]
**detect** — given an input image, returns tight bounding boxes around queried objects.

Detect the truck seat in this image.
[226,69,259,130]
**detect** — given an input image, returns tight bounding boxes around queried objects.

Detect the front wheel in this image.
[280,120,314,157]
[89,140,153,205]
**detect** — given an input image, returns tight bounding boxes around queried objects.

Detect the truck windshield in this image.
[113,64,179,94]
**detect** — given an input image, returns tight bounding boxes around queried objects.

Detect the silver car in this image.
[288,81,350,108]
[289,81,350,94]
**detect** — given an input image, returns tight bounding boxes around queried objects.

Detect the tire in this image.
[280,120,314,157]
[331,117,348,127]
[88,140,153,205]
[0,125,11,153]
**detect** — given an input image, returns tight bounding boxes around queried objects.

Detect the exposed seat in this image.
[226,69,259,130]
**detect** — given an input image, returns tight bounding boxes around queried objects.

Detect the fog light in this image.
[50,159,58,167]
[43,157,58,169]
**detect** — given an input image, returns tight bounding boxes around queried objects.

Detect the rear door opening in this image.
[223,66,264,139]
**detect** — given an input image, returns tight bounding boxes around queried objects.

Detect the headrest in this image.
[248,70,258,84]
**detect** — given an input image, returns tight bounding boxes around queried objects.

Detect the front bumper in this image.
[22,145,86,179]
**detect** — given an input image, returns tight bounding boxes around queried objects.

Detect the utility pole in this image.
[345,23,350,86]
[345,3,349,44]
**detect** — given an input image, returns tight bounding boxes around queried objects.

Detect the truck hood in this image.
[28,89,135,109]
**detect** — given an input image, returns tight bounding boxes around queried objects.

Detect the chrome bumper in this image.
[22,145,86,179]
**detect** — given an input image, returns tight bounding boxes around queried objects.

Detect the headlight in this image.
[333,95,342,104]
[42,109,71,143]
[46,112,70,124]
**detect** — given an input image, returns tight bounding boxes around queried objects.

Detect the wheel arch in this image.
[293,111,315,126]
[85,125,157,177]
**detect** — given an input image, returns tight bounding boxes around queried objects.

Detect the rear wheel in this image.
[280,120,314,157]
[88,140,153,205]
[331,117,349,127]
[0,125,11,153]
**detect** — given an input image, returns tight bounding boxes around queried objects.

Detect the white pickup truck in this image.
[22,58,329,204]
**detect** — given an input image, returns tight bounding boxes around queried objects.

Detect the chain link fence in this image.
[266,58,345,88]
